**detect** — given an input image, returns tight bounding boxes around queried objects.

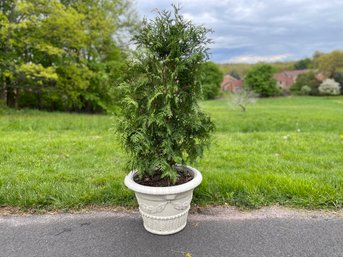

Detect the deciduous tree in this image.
[294,58,312,70]
[200,61,223,100]
[244,64,279,97]
[314,50,343,77]
[318,79,340,95]
[0,0,135,111]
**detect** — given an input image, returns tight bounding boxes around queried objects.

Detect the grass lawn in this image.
[0,96,343,211]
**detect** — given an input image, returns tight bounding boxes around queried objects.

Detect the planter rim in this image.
[124,165,202,195]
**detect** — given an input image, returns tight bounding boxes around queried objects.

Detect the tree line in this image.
[0,1,225,112]
[243,50,343,97]
[2,1,341,112]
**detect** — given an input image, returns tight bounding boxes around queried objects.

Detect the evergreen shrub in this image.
[117,6,214,184]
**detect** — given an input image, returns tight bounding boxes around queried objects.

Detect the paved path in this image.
[0,208,342,257]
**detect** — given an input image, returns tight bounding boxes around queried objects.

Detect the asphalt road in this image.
[0,210,342,257]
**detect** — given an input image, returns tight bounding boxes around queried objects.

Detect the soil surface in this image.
[133,169,193,187]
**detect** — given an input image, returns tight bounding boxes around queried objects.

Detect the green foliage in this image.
[0,0,135,112]
[300,85,311,95]
[314,50,343,77]
[218,61,295,77]
[117,6,214,184]
[229,70,241,80]
[312,50,324,61]
[244,64,279,97]
[333,72,343,95]
[294,58,312,70]
[218,63,251,77]
[200,61,223,100]
[290,72,320,96]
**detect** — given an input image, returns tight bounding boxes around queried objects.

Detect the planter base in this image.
[124,166,202,235]
[140,207,189,235]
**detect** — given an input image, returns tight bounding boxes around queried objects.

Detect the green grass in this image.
[1,96,343,211]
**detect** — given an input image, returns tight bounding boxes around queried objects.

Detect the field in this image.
[0,96,343,211]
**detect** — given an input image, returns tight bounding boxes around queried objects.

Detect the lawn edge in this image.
[1,205,342,218]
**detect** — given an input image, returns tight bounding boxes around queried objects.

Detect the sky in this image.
[134,0,343,63]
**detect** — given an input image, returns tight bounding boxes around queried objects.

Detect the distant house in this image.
[274,70,308,90]
[221,74,243,92]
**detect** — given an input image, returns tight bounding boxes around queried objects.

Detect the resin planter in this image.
[124,166,202,235]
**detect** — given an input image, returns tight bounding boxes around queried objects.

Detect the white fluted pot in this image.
[124,166,202,235]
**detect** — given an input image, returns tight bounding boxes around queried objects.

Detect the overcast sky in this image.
[134,0,343,63]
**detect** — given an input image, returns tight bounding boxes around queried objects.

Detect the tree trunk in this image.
[239,104,246,112]
[0,80,6,103]
[6,89,16,107]
[6,79,16,108]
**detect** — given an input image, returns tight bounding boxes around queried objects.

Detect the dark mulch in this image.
[134,169,193,187]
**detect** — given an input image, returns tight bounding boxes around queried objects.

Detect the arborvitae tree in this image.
[117,6,214,184]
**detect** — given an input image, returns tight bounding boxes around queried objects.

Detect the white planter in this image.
[124,166,202,235]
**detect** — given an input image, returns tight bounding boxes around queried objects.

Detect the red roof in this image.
[274,70,308,89]
[221,75,243,92]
